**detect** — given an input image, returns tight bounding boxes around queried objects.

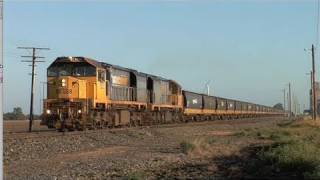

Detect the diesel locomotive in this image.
[41,56,285,130]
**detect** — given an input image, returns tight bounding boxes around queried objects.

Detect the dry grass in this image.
[127,171,146,180]
[180,119,320,178]
[244,119,320,178]
[180,136,224,158]
[186,138,213,158]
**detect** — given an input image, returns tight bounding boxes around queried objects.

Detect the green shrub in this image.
[245,122,320,178]
[277,120,294,127]
[304,165,320,179]
[234,131,246,137]
[127,172,146,180]
[254,129,291,142]
[270,131,292,142]
[250,140,320,178]
[207,137,216,144]
[256,131,270,139]
[180,141,195,154]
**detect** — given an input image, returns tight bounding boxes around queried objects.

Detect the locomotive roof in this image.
[101,61,168,81]
[50,56,274,110]
[51,56,180,87]
[49,56,103,68]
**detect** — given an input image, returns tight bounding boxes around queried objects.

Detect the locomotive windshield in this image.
[48,62,96,77]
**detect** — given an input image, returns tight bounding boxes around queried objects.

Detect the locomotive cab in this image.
[42,56,107,130]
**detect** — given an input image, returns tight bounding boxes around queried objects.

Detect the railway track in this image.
[4,116,288,140]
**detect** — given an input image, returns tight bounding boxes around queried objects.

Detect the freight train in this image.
[41,56,285,130]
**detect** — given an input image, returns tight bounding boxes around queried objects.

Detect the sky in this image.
[3,0,319,114]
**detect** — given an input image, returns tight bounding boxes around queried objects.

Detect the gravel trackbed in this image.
[4,117,286,179]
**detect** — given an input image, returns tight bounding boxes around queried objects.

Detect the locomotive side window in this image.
[105,70,110,96]
[73,65,95,76]
[48,66,58,76]
[106,70,110,80]
[73,66,85,76]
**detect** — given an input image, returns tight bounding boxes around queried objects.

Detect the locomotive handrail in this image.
[110,86,137,101]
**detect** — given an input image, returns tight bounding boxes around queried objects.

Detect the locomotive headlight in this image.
[78,109,82,114]
[46,109,51,114]
[61,79,66,87]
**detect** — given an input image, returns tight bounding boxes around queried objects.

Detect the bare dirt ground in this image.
[4,120,49,133]
[4,117,288,179]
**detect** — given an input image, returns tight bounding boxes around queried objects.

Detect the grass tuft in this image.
[127,171,146,180]
[207,137,216,144]
[180,141,195,154]
[234,131,247,137]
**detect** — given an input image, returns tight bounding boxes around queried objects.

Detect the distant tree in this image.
[13,107,23,116]
[26,114,41,120]
[273,103,284,110]
[4,107,26,120]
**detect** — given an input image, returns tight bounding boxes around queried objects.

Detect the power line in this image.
[18,47,50,132]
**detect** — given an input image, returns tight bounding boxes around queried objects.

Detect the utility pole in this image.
[18,47,49,132]
[288,83,292,119]
[284,90,286,111]
[312,44,317,120]
[287,92,289,111]
[293,94,298,116]
[293,92,296,116]
[307,71,313,112]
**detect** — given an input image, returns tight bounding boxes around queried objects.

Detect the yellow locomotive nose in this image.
[48,76,87,100]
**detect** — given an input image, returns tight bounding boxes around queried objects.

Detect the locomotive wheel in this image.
[75,122,84,131]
